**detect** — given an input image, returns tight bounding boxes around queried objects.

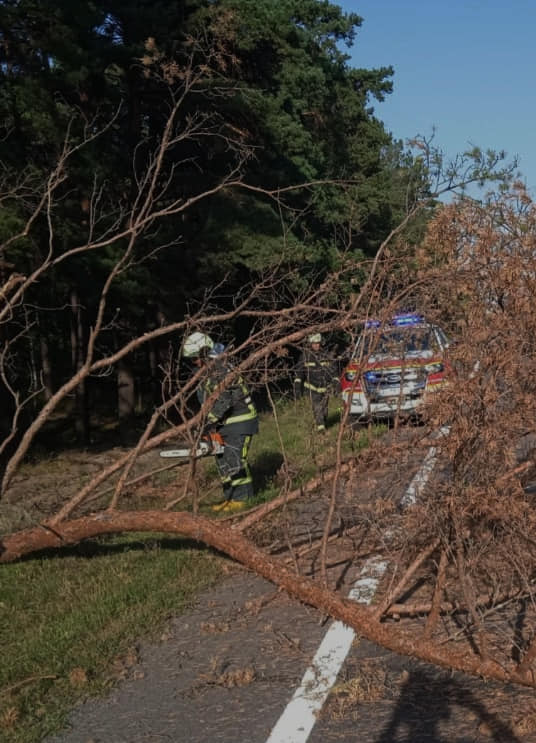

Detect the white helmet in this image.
[183,332,214,358]
[307,333,322,344]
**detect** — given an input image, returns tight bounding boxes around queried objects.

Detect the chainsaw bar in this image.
[160,447,200,458]
[159,438,224,458]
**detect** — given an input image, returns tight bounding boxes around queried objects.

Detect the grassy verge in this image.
[0,539,222,742]
[0,397,382,743]
[200,396,381,508]
[250,397,377,502]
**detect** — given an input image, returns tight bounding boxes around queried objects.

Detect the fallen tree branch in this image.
[279,522,368,562]
[1,510,534,688]
[86,459,190,506]
[424,548,448,639]
[385,587,526,617]
[233,460,353,531]
[373,538,440,621]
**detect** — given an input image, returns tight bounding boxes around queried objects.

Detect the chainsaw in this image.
[159,431,225,458]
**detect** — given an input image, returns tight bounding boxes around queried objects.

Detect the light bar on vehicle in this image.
[364,313,425,329]
[391,313,425,326]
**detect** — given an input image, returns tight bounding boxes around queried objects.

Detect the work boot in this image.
[221,500,247,513]
[211,500,230,512]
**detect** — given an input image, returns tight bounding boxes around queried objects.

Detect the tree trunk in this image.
[1,510,534,690]
[70,289,90,445]
[118,358,136,447]
[40,333,53,401]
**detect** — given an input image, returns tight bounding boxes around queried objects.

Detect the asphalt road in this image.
[45,433,536,743]
[45,573,534,743]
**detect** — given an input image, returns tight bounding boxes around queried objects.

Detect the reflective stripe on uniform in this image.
[204,373,257,425]
[231,435,253,486]
[231,474,253,486]
[226,411,256,424]
[225,379,257,425]
[226,395,257,424]
[241,435,252,459]
[304,381,327,393]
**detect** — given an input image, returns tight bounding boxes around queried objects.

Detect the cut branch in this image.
[0,511,532,687]
[373,538,440,621]
[424,548,449,639]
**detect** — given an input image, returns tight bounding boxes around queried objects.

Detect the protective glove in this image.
[200,424,216,452]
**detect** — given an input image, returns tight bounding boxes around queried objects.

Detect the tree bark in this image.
[118,358,136,447]
[1,510,534,688]
[70,288,90,446]
[39,333,53,401]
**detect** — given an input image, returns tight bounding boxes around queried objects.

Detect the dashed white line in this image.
[264,557,388,743]
[265,430,446,743]
[400,425,450,508]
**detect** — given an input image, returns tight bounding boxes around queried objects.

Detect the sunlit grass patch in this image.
[249,397,382,502]
[0,397,384,742]
[198,396,384,511]
[0,536,221,743]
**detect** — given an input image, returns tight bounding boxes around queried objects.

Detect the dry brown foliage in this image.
[1,47,535,692]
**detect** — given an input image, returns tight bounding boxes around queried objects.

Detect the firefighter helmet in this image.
[183,332,214,358]
[307,333,322,344]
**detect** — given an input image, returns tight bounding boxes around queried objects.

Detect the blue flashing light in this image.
[364,314,425,330]
[391,313,425,327]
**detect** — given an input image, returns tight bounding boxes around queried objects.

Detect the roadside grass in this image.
[0,539,222,743]
[0,396,382,743]
[201,396,382,509]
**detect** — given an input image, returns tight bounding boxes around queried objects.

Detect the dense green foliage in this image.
[0,0,405,283]
[0,0,420,446]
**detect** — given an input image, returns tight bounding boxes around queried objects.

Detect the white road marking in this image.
[265,428,447,743]
[264,557,388,743]
[399,425,450,508]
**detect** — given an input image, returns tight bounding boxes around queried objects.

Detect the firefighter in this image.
[182,332,258,512]
[294,333,339,432]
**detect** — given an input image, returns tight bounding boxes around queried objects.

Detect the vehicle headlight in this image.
[425,362,444,374]
[345,371,356,381]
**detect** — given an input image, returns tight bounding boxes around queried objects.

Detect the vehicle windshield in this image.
[355,326,438,357]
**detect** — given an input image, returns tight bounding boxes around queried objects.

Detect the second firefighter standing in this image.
[294,333,339,432]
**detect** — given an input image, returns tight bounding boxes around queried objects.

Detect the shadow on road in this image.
[375,669,521,743]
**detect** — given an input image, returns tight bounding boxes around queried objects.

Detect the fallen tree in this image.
[4,42,536,698]
[3,508,536,688]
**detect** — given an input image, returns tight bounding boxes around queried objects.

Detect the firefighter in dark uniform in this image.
[294,333,339,432]
[183,332,258,512]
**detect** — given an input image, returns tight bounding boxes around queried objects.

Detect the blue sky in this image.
[337,1,535,194]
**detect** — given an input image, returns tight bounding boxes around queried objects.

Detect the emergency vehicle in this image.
[340,314,451,421]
